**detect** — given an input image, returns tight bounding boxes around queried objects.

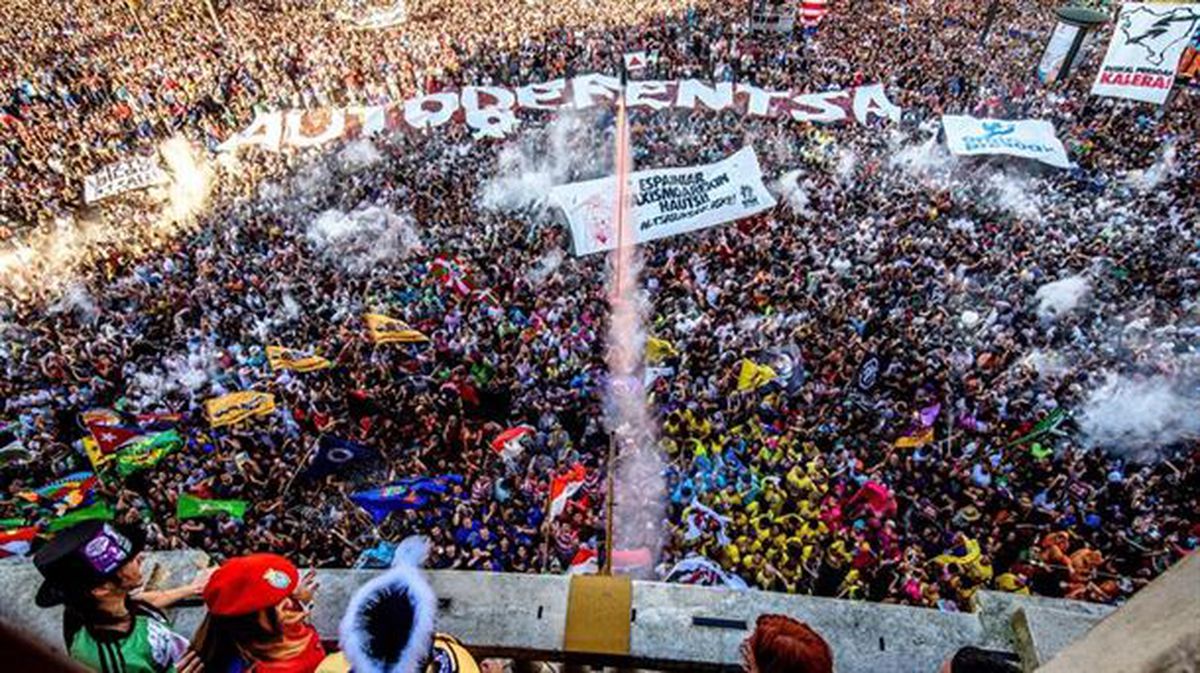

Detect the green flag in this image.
[0,517,28,530]
[115,430,183,478]
[1007,409,1067,448]
[177,494,247,521]
[48,501,115,532]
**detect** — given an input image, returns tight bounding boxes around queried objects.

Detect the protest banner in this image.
[1091,3,1200,104]
[83,156,167,204]
[550,147,776,256]
[205,391,277,428]
[218,75,900,151]
[266,345,332,373]
[942,116,1073,169]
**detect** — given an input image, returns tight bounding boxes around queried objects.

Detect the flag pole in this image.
[123,0,148,38]
[203,0,226,40]
[603,432,617,575]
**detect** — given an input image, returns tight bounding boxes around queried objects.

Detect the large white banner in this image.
[1091,3,1200,104]
[942,115,1073,169]
[550,147,776,256]
[83,156,168,204]
[218,75,900,152]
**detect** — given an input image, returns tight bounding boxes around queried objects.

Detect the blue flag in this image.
[305,436,379,479]
[350,475,464,522]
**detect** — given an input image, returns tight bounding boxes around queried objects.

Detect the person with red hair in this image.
[740,614,834,673]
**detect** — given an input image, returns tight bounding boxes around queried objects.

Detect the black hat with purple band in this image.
[33,520,146,607]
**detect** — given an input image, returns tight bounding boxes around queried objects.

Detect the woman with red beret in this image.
[193,554,326,673]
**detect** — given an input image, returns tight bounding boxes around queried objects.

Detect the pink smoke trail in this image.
[604,82,665,575]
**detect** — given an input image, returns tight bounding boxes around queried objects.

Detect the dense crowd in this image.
[2,0,1198,618]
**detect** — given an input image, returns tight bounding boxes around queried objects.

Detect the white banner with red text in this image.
[1091,3,1200,104]
[217,75,900,151]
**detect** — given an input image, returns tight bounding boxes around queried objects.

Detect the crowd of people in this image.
[2,0,1198,628]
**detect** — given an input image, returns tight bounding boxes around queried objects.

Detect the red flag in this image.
[800,0,829,27]
[87,421,143,455]
[490,425,534,459]
[0,527,37,558]
[549,464,587,519]
[568,547,598,574]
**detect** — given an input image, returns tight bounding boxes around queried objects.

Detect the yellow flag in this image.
[894,427,935,449]
[205,391,276,428]
[737,359,777,391]
[82,436,114,470]
[266,346,331,373]
[364,313,430,344]
[646,337,679,364]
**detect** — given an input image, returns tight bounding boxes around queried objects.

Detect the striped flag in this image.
[548,464,587,519]
[800,0,829,28]
[490,425,534,460]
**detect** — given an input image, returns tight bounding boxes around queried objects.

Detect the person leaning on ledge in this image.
[33,520,212,673]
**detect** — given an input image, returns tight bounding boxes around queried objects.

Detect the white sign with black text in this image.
[83,156,168,204]
[550,147,777,256]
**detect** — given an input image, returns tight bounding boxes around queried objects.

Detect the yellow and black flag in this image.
[364,313,430,345]
[266,346,332,373]
[205,391,276,428]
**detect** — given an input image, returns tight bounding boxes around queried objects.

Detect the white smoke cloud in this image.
[129,346,221,407]
[1129,140,1178,190]
[306,205,422,274]
[526,248,565,285]
[1077,373,1200,457]
[160,136,214,223]
[774,170,814,216]
[1035,275,1090,318]
[49,283,100,324]
[478,111,596,214]
[339,138,384,171]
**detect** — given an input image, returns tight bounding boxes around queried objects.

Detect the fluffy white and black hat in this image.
[338,536,438,673]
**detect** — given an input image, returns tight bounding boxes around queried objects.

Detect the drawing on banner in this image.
[219,75,901,152]
[83,156,168,204]
[941,116,1073,169]
[550,147,777,256]
[1091,3,1200,104]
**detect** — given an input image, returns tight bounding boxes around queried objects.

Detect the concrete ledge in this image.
[631,582,985,673]
[972,590,1113,652]
[6,553,1116,673]
[1037,553,1200,673]
[1011,606,1104,672]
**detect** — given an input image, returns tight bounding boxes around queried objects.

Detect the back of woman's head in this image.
[194,608,283,670]
[743,614,833,673]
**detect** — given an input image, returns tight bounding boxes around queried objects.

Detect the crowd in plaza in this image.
[1,0,1197,629]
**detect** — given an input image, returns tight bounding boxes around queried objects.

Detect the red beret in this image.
[204,553,299,617]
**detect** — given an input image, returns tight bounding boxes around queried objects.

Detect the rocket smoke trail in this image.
[604,77,666,575]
